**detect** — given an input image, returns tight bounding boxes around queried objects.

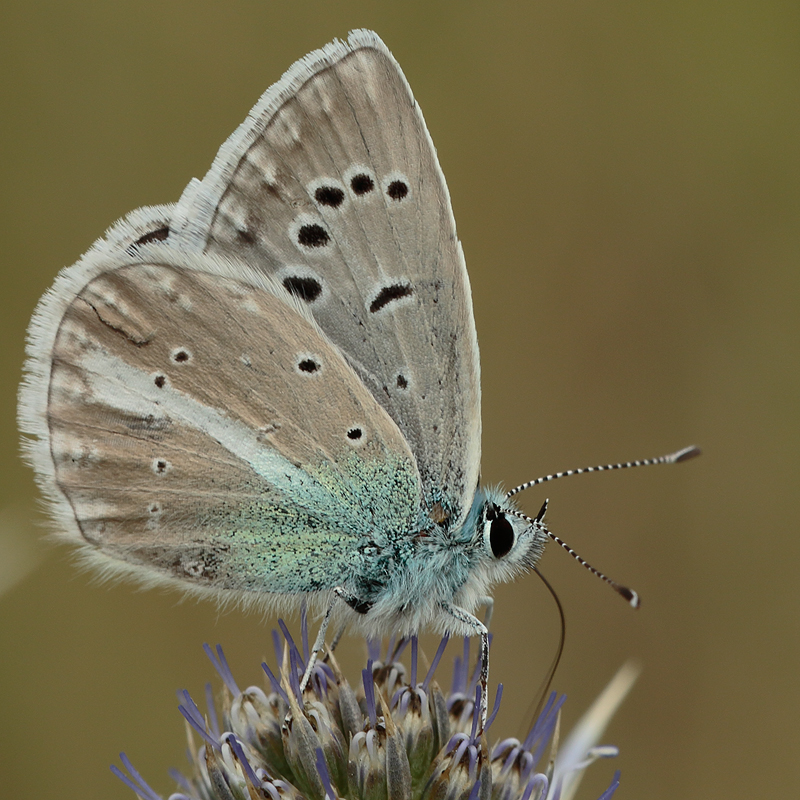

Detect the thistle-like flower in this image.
[113,618,636,800]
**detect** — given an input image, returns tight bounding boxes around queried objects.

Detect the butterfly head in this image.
[467,487,548,586]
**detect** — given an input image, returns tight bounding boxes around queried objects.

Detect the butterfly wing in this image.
[171,30,481,531]
[20,231,420,600]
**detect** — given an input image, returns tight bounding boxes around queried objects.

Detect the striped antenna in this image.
[504,445,700,500]
[508,508,641,608]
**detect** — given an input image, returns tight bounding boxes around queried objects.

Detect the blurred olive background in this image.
[1,2,797,798]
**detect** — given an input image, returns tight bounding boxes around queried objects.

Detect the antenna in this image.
[509,507,641,608]
[505,445,700,500]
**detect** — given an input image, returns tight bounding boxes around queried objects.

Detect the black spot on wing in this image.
[134,226,169,246]
[171,349,191,363]
[350,174,375,195]
[386,180,409,200]
[297,224,329,248]
[152,458,171,475]
[370,283,413,313]
[283,275,322,302]
[125,225,170,255]
[298,358,320,373]
[315,185,345,207]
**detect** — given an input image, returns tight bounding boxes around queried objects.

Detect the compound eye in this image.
[489,514,515,558]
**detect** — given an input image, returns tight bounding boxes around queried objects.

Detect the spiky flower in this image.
[113,618,636,800]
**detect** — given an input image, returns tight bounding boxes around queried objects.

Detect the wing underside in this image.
[36,248,420,594]
[172,30,481,529]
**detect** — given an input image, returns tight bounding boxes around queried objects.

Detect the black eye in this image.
[489,514,515,558]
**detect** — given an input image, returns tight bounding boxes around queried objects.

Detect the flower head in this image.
[113,619,636,800]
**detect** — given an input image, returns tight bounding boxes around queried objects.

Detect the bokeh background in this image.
[1,3,797,798]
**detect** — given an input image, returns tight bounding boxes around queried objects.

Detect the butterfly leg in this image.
[299,587,362,692]
[441,602,489,732]
[478,595,494,630]
[299,592,336,692]
[329,621,347,652]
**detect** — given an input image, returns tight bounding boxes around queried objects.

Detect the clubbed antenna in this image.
[508,508,641,608]
[505,445,700,500]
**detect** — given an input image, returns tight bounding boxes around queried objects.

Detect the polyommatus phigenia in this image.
[18,30,698,724]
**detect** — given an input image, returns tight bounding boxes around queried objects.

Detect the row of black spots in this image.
[298,174,410,250]
[312,174,410,208]
[369,282,414,313]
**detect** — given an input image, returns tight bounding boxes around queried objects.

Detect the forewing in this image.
[171,30,481,529]
[21,241,420,597]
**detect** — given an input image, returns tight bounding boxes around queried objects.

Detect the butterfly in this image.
[18,30,697,725]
